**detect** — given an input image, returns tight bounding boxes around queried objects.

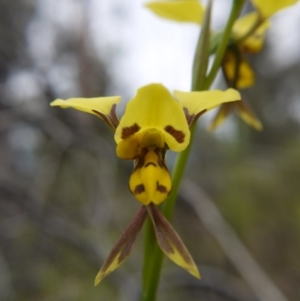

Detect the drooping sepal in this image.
[236,99,263,131]
[207,103,234,132]
[174,89,241,126]
[145,0,204,24]
[129,148,172,205]
[50,96,121,130]
[208,99,263,132]
[147,203,200,279]
[94,206,147,285]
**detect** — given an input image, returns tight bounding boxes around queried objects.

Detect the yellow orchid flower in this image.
[51,83,240,205]
[51,83,240,283]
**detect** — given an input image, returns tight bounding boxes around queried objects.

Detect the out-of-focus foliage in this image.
[1,1,300,301]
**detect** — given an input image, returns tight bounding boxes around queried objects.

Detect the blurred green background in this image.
[1,1,300,301]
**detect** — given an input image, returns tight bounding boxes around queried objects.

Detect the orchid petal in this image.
[147,203,200,278]
[174,88,240,126]
[208,100,263,131]
[223,52,255,89]
[233,12,270,53]
[51,96,121,129]
[145,0,204,24]
[115,84,190,153]
[236,100,263,131]
[207,102,234,132]
[95,206,147,285]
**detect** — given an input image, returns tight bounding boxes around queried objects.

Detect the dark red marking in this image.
[156,181,167,193]
[121,123,140,139]
[164,125,185,143]
[134,184,145,194]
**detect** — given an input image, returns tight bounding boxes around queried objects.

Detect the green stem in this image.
[204,0,246,89]
[142,216,156,290]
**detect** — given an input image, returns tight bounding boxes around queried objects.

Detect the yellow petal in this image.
[129,149,172,205]
[147,203,200,279]
[233,12,270,53]
[51,96,121,129]
[145,0,204,24]
[251,0,298,19]
[207,103,235,132]
[236,100,263,131]
[223,51,255,89]
[174,88,240,125]
[115,83,190,152]
[116,135,141,159]
[95,206,147,285]
[207,100,263,132]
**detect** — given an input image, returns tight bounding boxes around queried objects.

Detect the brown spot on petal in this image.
[122,123,140,139]
[156,181,167,193]
[134,184,145,194]
[164,126,185,143]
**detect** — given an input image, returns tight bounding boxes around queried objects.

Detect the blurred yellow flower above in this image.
[145,0,297,131]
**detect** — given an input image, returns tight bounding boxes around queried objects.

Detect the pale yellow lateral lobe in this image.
[147,203,200,278]
[251,0,297,19]
[174,88,241,122]
[145,0,204,24]
[115,83,190,152]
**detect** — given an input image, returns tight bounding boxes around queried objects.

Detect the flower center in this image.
[140,128,164,149]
